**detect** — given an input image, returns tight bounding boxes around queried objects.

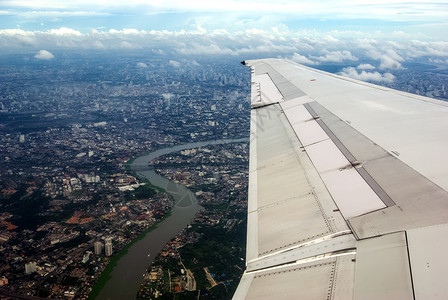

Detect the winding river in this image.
[95,138,248,300]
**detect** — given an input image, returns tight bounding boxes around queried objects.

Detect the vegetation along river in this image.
[95,138,248,300]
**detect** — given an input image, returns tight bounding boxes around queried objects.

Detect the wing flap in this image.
[407,224,448,299]
[235,255,355,300]
[247,104,349,259]
[251,74,283,107]
[354,232,414,300]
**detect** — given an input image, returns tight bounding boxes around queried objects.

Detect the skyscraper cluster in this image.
[94,238,113,256]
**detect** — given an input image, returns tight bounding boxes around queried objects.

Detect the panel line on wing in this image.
[248,230,352,264]
[246,110,259,261]
[304,102,396,207]
[304,103,356,162]
[237,253,356,300]
[249,193,313,213]
[404,231,417,300]
[248,250,356,276]
[281,99,387,219]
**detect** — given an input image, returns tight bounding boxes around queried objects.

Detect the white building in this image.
[94,241,103,255]
[105,238,113,257]
[25,262,36,275]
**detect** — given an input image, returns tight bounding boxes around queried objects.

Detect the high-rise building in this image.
[94,241,103,255]
[105,238,113,257]
[82,252,90,263]
[19,134,25,143]
[25,262,36,275]
[105,243,113,256]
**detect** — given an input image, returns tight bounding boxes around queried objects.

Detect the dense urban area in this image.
[0,50,447,299]
[0,52,251,299]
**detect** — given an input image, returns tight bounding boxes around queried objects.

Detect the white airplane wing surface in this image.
[233,59,448,299]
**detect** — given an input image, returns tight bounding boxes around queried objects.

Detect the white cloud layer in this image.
[34,49,54,60]
[1,28,447,70]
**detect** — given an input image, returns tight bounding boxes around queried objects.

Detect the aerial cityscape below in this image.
[0,53,252,299]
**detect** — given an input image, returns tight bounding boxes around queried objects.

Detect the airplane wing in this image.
[233,59,448,299]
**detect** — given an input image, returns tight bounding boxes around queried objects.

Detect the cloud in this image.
[291,53,316,65]
[49,27,82,36]
[366,48,404,70]
[162,93,174,100]
[91,40,106,49]
[429,58,448,64]
[18,10,111,17]
[120,41,140,49]
[177,42,237,55]
[407,40,448,58]
[313,50,358,63]
[379,55,403,70]
[339,67,395,83]
[136,62,148,68]
[169,60,180,67]
[357,63,375,70]
[34,49,54,60]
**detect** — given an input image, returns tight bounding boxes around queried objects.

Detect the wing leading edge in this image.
[233,59,448,299]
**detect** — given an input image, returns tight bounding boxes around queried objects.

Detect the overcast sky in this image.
[1,0,447,82]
